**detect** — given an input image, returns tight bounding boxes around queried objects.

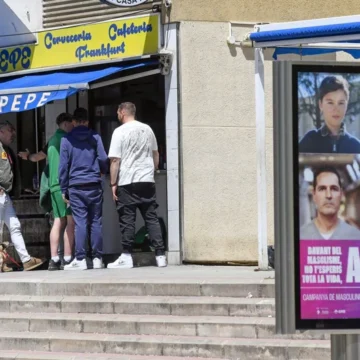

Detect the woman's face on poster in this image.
[319,89,348,130]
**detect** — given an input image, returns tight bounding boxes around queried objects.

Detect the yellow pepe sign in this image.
[0,14,159,75]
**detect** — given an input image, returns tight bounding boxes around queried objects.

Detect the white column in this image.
[164,23,181,265]
[255,48,269,270]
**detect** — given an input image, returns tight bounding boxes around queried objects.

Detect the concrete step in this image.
[0,295,275,317]
[1,350,224,360]
[12,200,45,215]
[0,277,274,298]
[3,218,50,245]
[0,312,328,341]
[0,331,330,359]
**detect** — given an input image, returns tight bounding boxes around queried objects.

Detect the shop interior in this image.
[0,62,168,262]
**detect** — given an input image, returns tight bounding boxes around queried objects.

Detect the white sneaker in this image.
[93,258,104,269]
[156,255,167,268]
[107,254,133,269]
[64,258,87,271]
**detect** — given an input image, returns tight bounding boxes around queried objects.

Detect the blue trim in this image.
[0,60,158,113]
[250,22,360,43]
[273,47,360,59]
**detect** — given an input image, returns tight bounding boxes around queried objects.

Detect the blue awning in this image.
[0,60,158,113]
[249,22,360,43]
[248,16,360,59]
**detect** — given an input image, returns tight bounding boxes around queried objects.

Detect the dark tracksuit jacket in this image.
[299,125,360,153]
[59,126,108,260]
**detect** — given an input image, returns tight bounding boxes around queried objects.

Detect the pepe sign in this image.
[102,0,148,6]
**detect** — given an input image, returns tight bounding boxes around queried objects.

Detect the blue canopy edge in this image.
[0,60,158,113]
[250,22,360,43]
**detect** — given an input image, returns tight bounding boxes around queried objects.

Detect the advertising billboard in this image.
[294,65,360,329]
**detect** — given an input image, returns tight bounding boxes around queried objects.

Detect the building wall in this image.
[4,0,43,31]
[0,0,42,47]
[179,22,274,262]
[42,0,161,28]
[166,0,360,23]
[178,21,336,262]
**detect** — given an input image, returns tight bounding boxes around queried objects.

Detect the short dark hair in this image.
[56,112,72,126]
[318,76,350,102]
[313,167,342,190]
[118,102,136,116]
[73,108,88,123]
[0,120,15,131]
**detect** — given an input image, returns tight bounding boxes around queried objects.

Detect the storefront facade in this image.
[4,0,358,266]
[162,2,360,264]
[0,6,181,265]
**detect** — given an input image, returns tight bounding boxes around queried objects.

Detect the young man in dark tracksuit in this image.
[59,108,108,270]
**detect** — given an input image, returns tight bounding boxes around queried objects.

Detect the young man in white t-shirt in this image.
[107,102,167,269]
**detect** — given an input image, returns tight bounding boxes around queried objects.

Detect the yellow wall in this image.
[166,0,360,23]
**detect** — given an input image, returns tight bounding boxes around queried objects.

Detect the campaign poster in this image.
[297,68,360,322]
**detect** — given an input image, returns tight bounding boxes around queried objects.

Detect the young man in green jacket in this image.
[47,113,75,271]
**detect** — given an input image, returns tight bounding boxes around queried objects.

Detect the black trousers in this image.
[116,182,165,256]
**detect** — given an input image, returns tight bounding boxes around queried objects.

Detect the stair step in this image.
[0,331,330,359]
[0,312,328,340]
[0,350,223,360]
[0,295,275,317]
[0,276,274,298]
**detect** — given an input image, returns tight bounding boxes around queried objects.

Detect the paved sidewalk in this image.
[0,265,275,284]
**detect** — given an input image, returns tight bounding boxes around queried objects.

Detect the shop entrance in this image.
[0,60,170,263]
[87,68,168,256]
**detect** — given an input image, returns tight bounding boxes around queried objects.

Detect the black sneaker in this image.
[60,259,72,270]
[48,259,61,271]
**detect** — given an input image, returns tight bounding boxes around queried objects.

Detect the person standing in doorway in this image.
[0,121,44,271]
[47,113,75,271]
[107,102,167,269]
[59,108,108,271]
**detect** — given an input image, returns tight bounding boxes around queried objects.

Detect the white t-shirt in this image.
[319,231,334,240]
[108,120,158,186]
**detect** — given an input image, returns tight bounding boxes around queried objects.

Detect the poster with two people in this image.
[297,66,360,321]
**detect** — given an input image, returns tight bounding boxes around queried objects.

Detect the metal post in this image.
[255,47,269,270]
[331,334,360,360]
[34,109,39,187]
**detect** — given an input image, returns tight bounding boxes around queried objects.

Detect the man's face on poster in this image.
[313,172,342,217]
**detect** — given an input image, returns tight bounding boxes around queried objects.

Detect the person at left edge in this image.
[59,108,108,271]
[0,121,44,271]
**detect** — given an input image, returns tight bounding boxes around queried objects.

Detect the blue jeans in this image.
[69,185,103,260]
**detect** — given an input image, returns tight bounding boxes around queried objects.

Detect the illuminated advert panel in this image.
[294,64,360,330]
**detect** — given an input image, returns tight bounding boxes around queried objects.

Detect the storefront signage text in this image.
[102,0,148,7]
[0,14,159,75]
[108,22,152,40]
[44,31,92,49]
[0,46,31,72]
[0,92,51,113]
